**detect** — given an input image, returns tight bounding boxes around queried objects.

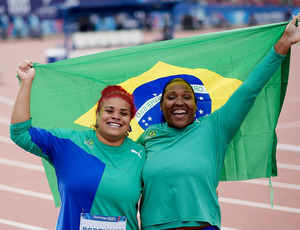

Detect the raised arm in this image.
[275,13,300,55]
[215,13,300,142]
[11,60,35,124]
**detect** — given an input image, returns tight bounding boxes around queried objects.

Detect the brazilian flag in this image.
[32,22,290,206]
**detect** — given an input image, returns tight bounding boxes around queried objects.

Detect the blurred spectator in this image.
[248,13,257,26]
[103,16,116,30]
[28,14,42,39]
[195,7,205,29]
[78,16,93,32]
[13,16,25,39]
[161,14,172,40]
[284,9,292,21]
[0,13,9,40]
[144,13,153,31]
[115,14,125,30]
[212,12,229,28]
[90,14,102,31]
[182,14,194,30]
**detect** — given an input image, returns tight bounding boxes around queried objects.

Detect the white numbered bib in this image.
[79,213,127,230]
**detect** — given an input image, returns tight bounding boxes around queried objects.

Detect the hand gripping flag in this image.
[31,22,290,206]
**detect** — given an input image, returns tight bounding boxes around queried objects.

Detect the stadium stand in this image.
[72,29,143,49]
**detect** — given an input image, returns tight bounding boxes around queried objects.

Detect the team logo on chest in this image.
[84,138,94,148]
[148,130,157,137]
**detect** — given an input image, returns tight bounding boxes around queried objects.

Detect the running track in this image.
[0,30,299,229]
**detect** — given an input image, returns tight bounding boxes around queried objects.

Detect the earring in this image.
[126,125,132,136]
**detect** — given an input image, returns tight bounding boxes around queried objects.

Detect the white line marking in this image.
[0,116,10,125]
[0,157,44,172]
[0,211,232,230]
[0,95,14,106]
[219,197,300,214]
[0,184,53,200]
[241,179,300,190]
[277,121,300,129]
[284,95,300,102]
[277,143,300,152]
[0,135,13,144]
[221,228,239,230]
[2,132,300,152]
[0,218,49,230]
[278,162,300,171]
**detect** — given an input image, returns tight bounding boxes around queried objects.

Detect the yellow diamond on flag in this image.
[74,61,242,140]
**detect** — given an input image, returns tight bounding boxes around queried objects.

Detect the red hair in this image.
[96,85,136,120]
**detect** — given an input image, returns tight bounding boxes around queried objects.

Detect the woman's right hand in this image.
[11,60,35,124]
[16,60,35,82]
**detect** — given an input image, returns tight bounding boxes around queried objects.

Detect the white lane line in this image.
[1,181,299,224]
[1,118,300,152]
[278,162,300,171]
[0,135,13,144]
[277,143,300,152]
[3,132,300,152]
[0,95,14,106]
[221,228,239,230]
[284,95,300,102]
[4,155,298,183]
[2,131,299,153]
[0,211,233,230]
[241,179,300,190]
[2,182,300,215]
[277,121,300,129]
[221,226,239,230]
[0,218,49,230]
[0,116,10,125]
[219,197,300,214]
[0,157,44,172]
[0,184,53,201]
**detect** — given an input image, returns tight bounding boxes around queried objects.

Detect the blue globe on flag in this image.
[132,74,212,130]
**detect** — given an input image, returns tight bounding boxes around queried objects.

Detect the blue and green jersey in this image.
[10,119,145,230]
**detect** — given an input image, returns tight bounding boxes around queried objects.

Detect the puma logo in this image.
[131,149,142,158]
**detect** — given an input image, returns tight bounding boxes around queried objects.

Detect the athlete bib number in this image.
[79,213,127,230]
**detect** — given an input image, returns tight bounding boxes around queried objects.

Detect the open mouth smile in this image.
[172,109,187,118]
[108,122,122,128]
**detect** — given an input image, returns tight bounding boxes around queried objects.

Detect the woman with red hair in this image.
[10,61,145,230]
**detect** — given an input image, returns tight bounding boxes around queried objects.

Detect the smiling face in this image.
[96,97,131,146]
[160,80,197,129]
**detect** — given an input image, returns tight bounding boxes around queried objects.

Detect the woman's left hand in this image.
[274,13,300,55]
[283,13,300,46]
